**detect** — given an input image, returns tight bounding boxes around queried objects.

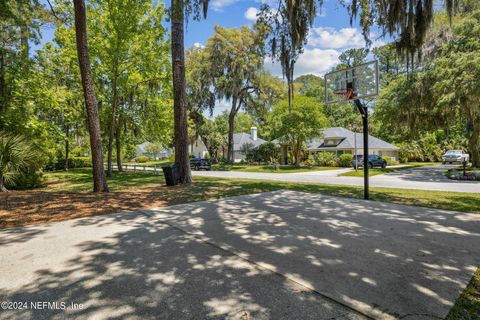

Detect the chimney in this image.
[251,127,258,141]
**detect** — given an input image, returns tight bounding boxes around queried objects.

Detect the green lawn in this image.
[42,169,480,214]
[212,164,342,173]
[42,168,165,192]
[339,167,401,177]
[122,160,172,167]
[406,162,442,166]
[446,267,480,320]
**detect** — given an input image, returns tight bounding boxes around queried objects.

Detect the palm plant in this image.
[0,132,35,192]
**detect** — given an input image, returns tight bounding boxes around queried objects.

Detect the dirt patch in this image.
[0,187,180,228]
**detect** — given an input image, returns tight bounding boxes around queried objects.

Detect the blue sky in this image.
[36,0,386,116]
[37,0,383,78]
[184,0,382,78]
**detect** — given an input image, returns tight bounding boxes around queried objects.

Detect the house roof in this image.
[233,133,266,151]
[306,127,399,151]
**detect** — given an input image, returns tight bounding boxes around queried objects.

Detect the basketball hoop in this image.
[324,60,379,104]
[324,60,380,201]
[334,88,354,101]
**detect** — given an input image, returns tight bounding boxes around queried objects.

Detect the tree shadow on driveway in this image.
[144,191,480,319]
[0,209,365,320]
[1,190,479,319]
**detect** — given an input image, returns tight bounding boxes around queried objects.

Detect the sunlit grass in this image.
[212,164,342,173]
[42,168,165,193]
[122,160,172,167]
[445,267,480,320]
[40,169,480,214]
[339,167,399,177]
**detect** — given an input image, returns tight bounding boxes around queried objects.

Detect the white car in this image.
[442,150,470,164]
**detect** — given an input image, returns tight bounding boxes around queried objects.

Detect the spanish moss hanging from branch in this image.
[259,0,458,102]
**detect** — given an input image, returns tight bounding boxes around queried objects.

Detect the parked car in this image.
[190,158,211,171]
[352,154,387,169]
[442,150,469,164]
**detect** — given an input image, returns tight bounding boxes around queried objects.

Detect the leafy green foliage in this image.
[144,142,164,160]
[257,142,280,164]
[293,74,361,131]
[337,48,368,68]
[135,156,150,163]
[338,153,353,167]
[50,157,93,171]
[269,95,329,165]
[196,117,228,163]
[314,152,338,167]
[374,10,480,167]
[1,0,173,189]
[0,132,42,191]
[189,25,270,162]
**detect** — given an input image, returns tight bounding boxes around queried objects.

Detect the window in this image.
[324,139,339,146]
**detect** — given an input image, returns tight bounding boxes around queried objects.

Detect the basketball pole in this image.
[354,99,369,200]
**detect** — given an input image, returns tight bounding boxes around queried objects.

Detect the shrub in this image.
[337,154,353,167]
[314,152,338,167]
[135,156,150,163]
[0,132,43,191]
[6,168,45,190]
[399,142,423,162]
[304,155,315,167]
[168,152,175,163]
[257,142,279,164]
[50,157,92,170]
[72,157,92,168]
[381,156,399,166]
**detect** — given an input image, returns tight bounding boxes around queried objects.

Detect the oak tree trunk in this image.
[0,49,5,114]
[106,67,119,177]
[293,139,301,166]
[171,0,192,184]
[227,96,238,164]
[73,0,109,192]
[64,124,70,171]
[469,120,480,168]
[115,117,123,172]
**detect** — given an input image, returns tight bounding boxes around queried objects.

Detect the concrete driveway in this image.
[193,164,480,193]
[1,191,479,319]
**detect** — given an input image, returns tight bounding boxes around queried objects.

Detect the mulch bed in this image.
[0,188,174,228]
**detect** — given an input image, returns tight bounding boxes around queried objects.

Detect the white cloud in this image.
[264,48,341,78]
[192,42,205,49]
[308,27,364,49]
[244,7,259,22]
[210,0,239,12]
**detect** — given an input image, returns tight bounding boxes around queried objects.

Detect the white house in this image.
[190,127,266,162]
[135,142,172,159]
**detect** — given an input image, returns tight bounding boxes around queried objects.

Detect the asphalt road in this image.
[191,165,480,193]
[1,191,478,319]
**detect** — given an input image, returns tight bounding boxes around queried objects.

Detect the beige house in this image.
[279,127,399,164]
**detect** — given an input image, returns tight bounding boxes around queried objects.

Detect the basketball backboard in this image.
[324,60,378,104]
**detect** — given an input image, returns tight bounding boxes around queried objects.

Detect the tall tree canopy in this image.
[269,95,329,165]
[258,0,459,107]
[205,25,268,163]
[374,10,480,167]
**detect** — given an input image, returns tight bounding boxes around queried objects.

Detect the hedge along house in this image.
[278,127,399,164]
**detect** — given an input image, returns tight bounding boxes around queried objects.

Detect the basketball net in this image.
[334,88,354,101]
